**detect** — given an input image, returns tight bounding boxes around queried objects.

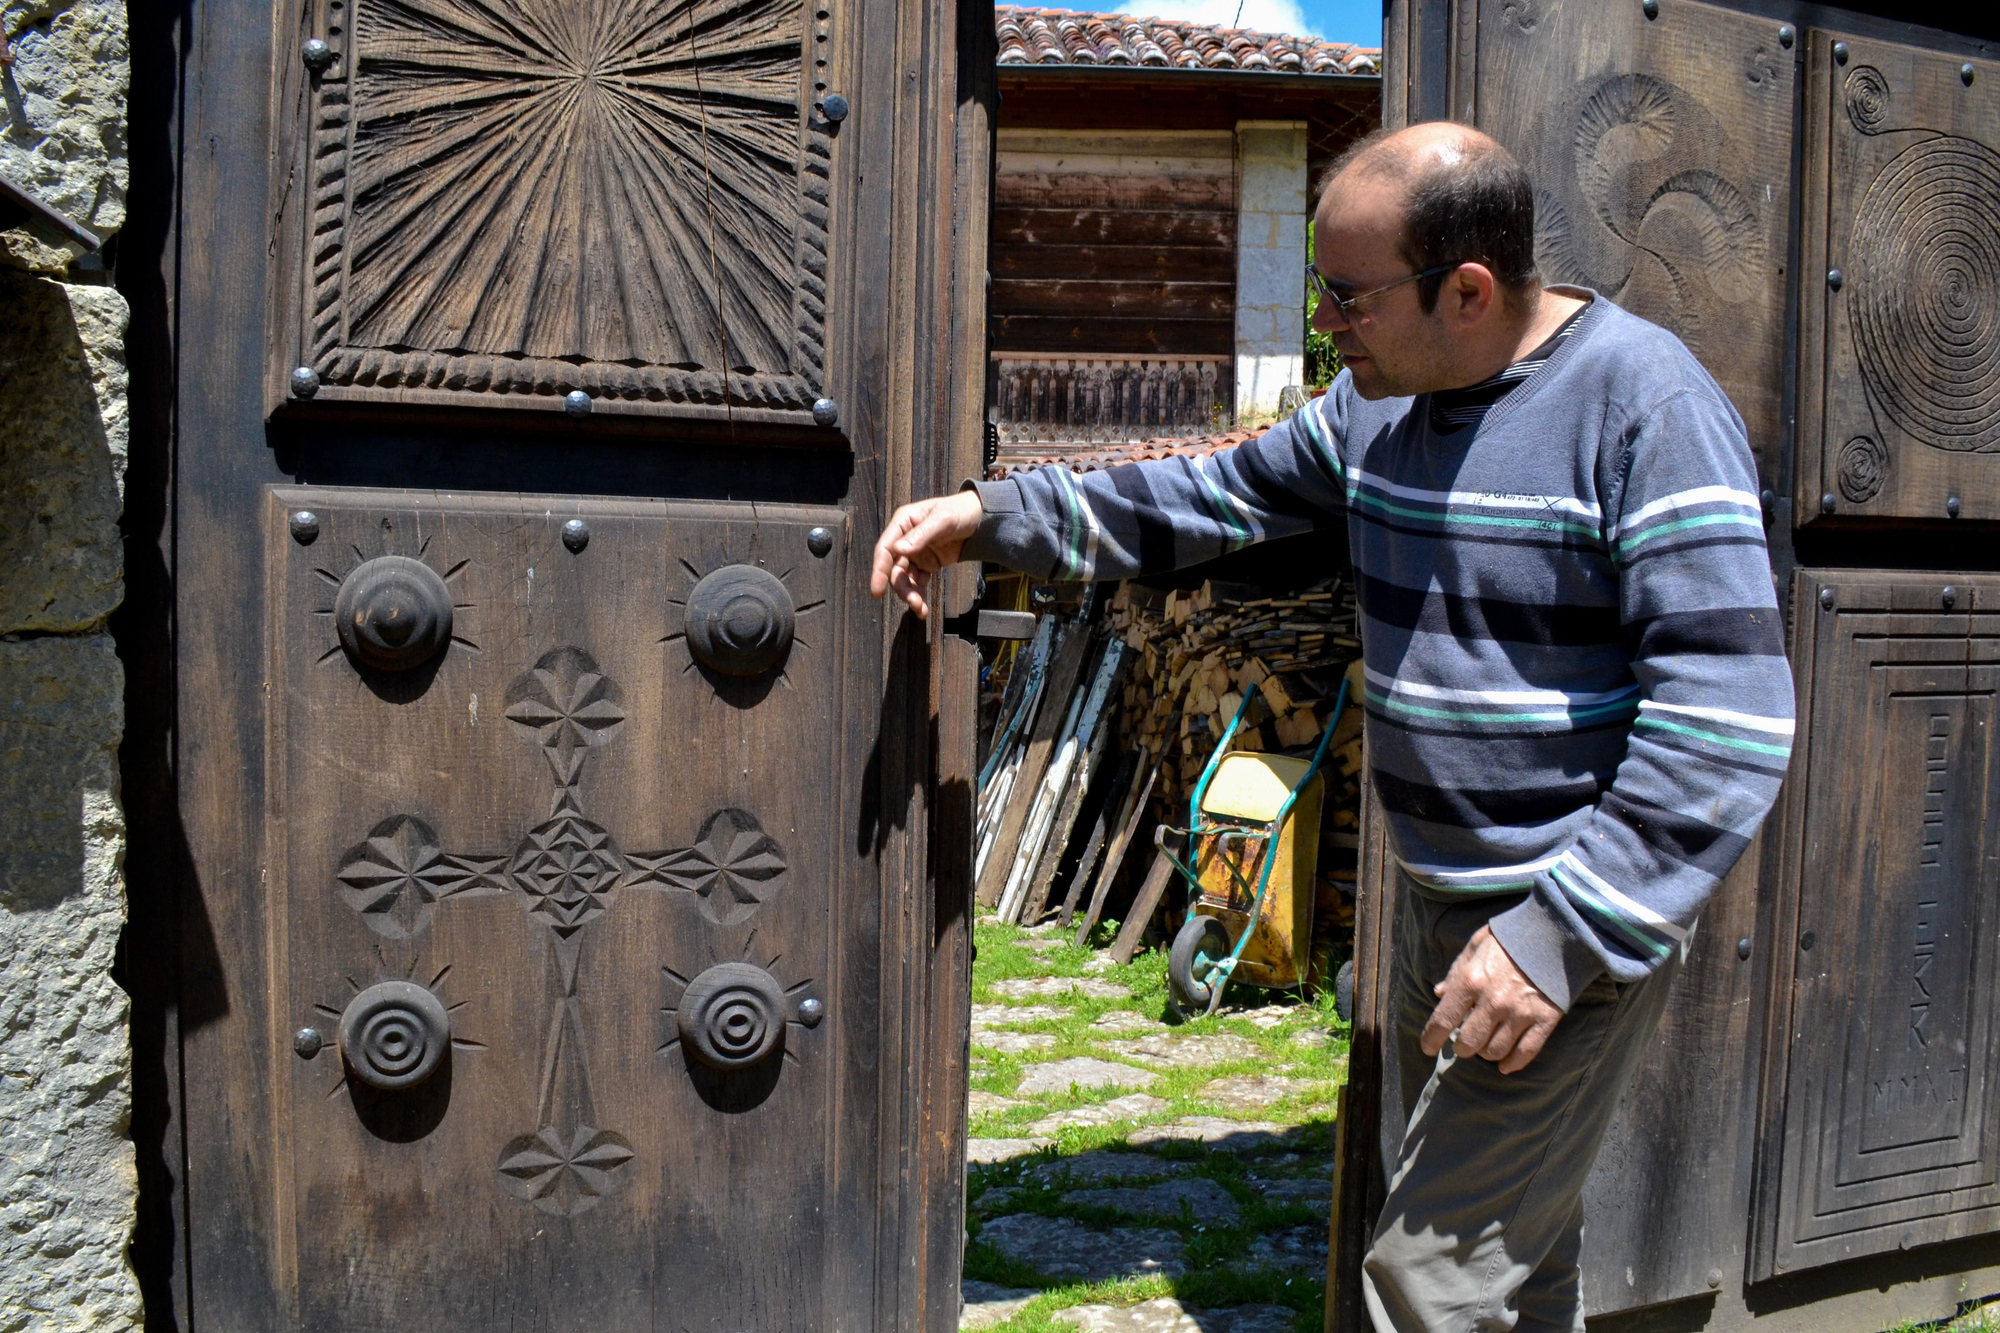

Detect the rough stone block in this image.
[1016,1057,1157,1096]
[0,271,127,633]
[1066,1176,1242,1224]
[1236,252,1303,312]
[0,639,138,1330]
[978,1213,1186,1281]
[0,0,129,273]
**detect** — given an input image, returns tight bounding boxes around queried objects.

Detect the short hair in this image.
[1320,125,1540,313]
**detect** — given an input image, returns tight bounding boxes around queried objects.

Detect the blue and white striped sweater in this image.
[966,293,1793,1009]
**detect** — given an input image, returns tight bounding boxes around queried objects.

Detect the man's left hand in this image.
[1421,925,1563,1075]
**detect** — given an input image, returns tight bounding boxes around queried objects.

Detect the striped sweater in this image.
[964,293,1793,1009]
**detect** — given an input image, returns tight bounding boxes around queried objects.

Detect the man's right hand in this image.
[869,490,985,620]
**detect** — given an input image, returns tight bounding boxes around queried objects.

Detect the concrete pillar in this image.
[1234,120,1308,422]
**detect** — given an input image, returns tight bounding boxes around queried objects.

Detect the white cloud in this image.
[1121,0,1323,41]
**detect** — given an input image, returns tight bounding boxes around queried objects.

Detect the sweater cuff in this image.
[1487,880,1605,1013]
[960,478,1028,567]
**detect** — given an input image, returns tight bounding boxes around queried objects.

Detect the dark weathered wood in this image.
[990,278,1234,321]
[1074,753,1159,947]
[1322,1081,1350,1333]
[991,316,1235,356]
[1109,841,1178,966]
[1330,769,1393,1333]
[1756,571,2000,1278]
[1797,33,2000,526]
[1057,750,1138,928]
[1022,705,1114,924]
[975,625,1093,907]
[993,170,1235,211]
[990,206,1234,248]
[991,244,1236,284]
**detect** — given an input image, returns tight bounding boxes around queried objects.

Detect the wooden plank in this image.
[1332,767,1392,1333]
[1057,750,1138,928]
[996,127,1236,158]
[990,206,1234,248]
[991,316,1235,356]
[975,625,1094,907]
[990,278,1234,321]
[1109,838,1180,966]
[994,171,1236,210]
[1073,754,1159,947]
[990,244,1237,284]
[1021,711,1113,925]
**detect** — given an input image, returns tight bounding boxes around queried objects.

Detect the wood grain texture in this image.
[1472,0,1794,482]
[991,315,1235,355]
[1756,570,2000,1279]
[284,0,834,416]
[991,207,1234,248]
[1799,32,2000,525]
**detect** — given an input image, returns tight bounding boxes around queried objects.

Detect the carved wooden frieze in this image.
[1758,572,2000,1277]
[1800,35,2000,524]
[1471,0,1794,479]
[282,0,833,422]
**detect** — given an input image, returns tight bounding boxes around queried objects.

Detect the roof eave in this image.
[996,63,1380,92]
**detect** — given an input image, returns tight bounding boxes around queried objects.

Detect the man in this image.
[872,123,1791,1332]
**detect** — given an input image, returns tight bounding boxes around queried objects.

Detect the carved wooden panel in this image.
[277,0,834,425]
[1469,0,1794,474]
[1800,34,2000,524]
[1756,571,2000,1278]
[267,487,847,1327]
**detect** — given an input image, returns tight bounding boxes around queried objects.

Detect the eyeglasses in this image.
[1307,261,1461,324]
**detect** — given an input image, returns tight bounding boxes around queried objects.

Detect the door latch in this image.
[944,609,1037,643]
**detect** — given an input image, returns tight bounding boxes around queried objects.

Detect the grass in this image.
[962,917,1352,1331]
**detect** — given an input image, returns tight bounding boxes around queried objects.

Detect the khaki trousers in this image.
[1362,877,1681,1333]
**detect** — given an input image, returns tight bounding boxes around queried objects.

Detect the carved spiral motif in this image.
[1843,66,1892,135]
[334,556,454,672]
[1836,435,1890,503]
[677,962,788,1070]
[340,980,451,1090]
[684,565,796,677]
[1848,138,2000,453]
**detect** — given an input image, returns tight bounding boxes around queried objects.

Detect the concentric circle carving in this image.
[1848,137,2000,453]
[677,962,788,1070]
[1836,435,1890,503]
[684,565,796,677]
[1843,66,1892,135]
[334,555,454,672]
[339,980,450,1090]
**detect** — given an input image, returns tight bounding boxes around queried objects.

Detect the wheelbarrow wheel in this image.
[1334,958,1355,1025]
[1168,915,1233,1014]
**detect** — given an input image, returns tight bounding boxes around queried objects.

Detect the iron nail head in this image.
[1827,268,1844,291]
[822,92,849,122]
[812,396,839,427]
[564,389,591,418]
[294,1027,324,1059]
[1737,937,1752,960]
[1799,930,1816,952]
[1943,586,1958,609]
[289,510,321,544]
[1641,0,1658,17]
[798,997,825,1027]
[1833,40,1849,64]
[1821,491,1836,514]
[1819,587,1836,611]
[1707,1269,1723,1289]
[806,526,834,558]
[1947,494,1962,519]
[290,365,320,399]
[301,38,334,72]
[1778,24,1794,48]
[1964,64,1977,85]
[562,518,589,552]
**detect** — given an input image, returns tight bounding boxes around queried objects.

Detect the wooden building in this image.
[1332,5,2000,1333]
[990,8,1378,460]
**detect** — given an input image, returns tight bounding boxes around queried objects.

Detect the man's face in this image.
[1310,175,1457,400]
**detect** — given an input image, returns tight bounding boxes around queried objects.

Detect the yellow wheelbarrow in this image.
[1161,676,1348,1017]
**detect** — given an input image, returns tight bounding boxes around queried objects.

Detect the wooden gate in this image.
[1342,3,2000,1329]
[158,0,991,1326]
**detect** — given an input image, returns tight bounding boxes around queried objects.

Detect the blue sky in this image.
[1127,0,1381,46]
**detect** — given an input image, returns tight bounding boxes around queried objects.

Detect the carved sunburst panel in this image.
[297,0,832,413]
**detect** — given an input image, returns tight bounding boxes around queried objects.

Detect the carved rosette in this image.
[297,0,832,415]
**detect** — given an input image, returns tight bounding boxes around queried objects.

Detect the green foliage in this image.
[1305,220,1340,390]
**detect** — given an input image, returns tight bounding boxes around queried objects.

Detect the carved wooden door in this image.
[167,0,990,1327]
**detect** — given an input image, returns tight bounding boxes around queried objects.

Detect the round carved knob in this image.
[340,980,450,1090]
[678,962,788,1070]
[684,565,795,677]
[334,556,454,673]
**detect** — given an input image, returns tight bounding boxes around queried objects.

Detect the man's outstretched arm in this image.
[870,391,1356,617]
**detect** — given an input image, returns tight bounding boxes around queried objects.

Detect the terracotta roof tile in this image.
[989,426,1272,479]
[995,6,1380,76]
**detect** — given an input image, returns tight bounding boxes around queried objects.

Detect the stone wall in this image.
[0,0,139,1327]
[1232,121,1308,420]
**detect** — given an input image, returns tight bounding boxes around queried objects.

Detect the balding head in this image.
[1318,121,1540,312]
